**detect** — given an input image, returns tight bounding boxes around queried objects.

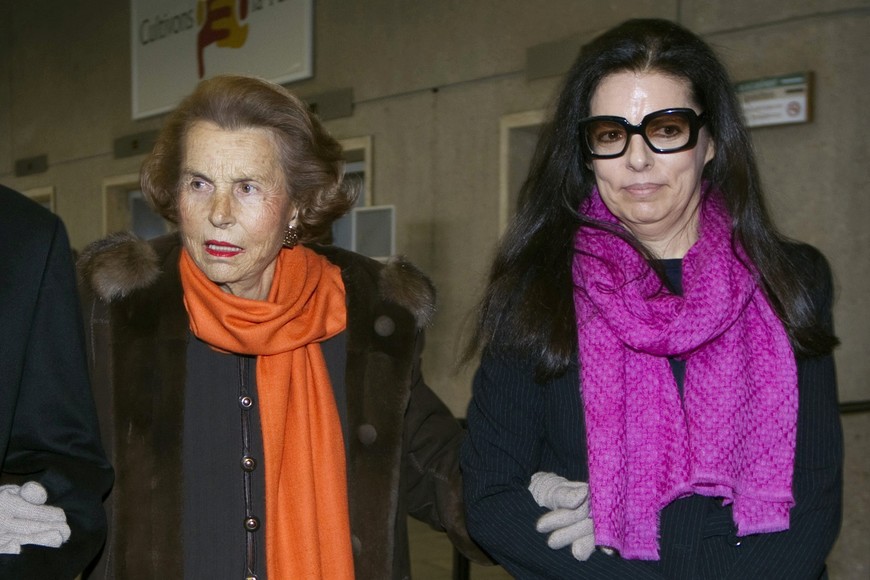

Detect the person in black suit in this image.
[0,185,113,578]
[461,19,842,579]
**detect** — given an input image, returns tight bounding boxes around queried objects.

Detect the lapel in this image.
[108,237,188,576]
[311,245,419,579]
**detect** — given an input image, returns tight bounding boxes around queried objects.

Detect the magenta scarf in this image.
[572,186,798,560]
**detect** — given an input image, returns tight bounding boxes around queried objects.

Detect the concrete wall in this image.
[1,1,868,576]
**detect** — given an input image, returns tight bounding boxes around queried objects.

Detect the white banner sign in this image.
[132,0,313,119]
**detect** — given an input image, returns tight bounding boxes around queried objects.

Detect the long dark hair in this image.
[468,18,837,380]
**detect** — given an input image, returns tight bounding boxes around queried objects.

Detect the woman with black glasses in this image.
[461,18,842,579]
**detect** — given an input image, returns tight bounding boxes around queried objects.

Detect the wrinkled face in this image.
[589,71,715,258]
[178,121,294,301]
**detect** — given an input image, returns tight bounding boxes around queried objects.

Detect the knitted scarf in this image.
[180,246,355,579]
[572,187,798,560]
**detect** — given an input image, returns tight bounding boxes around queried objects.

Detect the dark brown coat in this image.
[78,233,485,579]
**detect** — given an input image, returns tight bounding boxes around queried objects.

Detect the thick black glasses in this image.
[579,108,707,159]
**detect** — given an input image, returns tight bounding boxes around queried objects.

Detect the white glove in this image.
[0,482,71,555]
[528,472,596,561]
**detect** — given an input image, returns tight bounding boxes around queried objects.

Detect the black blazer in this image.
[0,186,113,578]
[462,243,842,579]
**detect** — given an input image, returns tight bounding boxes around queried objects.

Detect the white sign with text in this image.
[132,0,313,119]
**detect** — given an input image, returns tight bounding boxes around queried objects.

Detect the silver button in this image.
[244,516,260,531]
[239,395,254,409]
[727,532,742,547]
[241,456,257,471]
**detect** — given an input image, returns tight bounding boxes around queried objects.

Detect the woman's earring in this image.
[283,222,299,248]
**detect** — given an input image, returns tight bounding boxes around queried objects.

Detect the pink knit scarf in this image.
[572,186,798,560]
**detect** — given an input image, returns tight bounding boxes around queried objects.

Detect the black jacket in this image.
[0,185,113,578]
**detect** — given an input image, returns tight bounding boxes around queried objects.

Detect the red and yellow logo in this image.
[196,0,249,77]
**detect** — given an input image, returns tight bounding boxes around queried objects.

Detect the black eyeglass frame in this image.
[578,108,708,159]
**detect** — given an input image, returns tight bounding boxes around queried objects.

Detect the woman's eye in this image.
[239,183,258,195]
[649,120,687,140]
[190,179,207,190]
[596,129,624,143]
[588,121,626,145]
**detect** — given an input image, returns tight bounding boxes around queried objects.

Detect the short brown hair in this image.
[140,74,356,242]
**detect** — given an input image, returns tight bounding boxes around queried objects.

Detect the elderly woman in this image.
[78,75,483,579]
[461,19,842,579]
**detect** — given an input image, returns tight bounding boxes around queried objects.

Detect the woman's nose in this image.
[625,134,653,171]
[209,191,235,228]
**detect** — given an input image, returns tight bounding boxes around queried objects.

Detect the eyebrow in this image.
[180,168,265,184]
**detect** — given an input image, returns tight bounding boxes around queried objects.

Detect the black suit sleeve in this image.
[461,352,666,579]
[0,211,114,578]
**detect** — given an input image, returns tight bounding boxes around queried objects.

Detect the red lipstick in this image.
[204,240,242,257]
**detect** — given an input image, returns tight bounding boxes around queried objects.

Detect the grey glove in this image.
[0,482,71,555]
[528,472,596,561]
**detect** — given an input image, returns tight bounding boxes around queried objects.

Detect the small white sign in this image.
[132,0,313,119]
[736,73,812,129]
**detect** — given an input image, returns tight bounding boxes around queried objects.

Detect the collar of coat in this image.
[77,231,436,329]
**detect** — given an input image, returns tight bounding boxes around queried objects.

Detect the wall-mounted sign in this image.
[132,0,313,119]
[735,72,812,129]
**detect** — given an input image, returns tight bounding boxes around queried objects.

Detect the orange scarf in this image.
[179,246,355,579]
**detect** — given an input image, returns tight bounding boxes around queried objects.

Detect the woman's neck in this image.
[638,229,696,259]
[630,204,700,259]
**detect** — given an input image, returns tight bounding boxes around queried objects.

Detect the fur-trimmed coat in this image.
[78,233,485,579]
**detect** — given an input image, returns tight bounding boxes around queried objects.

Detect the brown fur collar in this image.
[77,232,161,302]
[377,255,436,328]
[78,233,436,328]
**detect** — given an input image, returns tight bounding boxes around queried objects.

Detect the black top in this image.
[461,244,843,579]
[660,259,686,394]
[184,335,268,579]
[183,331,349,579]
